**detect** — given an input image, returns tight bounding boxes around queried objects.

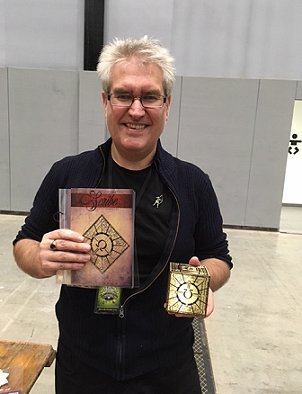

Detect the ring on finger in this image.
[50,239,57,251]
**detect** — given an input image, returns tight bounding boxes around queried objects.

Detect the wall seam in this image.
[175,76,183,157]
[6,67,12,211]
[294,80,298,99]
[77,71,80,154]
[243,79,260,225]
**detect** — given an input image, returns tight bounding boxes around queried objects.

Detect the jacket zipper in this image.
[119,305,125,318]
[97,144,180,378]
[118,181,181,318]
[116,177,180,379]
[97,144,180,317]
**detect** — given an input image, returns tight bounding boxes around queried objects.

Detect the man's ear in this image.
[165,96,171,120]
[102,91,107,107]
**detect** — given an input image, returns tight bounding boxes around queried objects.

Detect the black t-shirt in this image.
[100,155,173,285]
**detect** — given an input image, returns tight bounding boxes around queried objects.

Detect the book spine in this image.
[56,189,72,285]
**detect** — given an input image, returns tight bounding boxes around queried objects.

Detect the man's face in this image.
[102,58,171,164]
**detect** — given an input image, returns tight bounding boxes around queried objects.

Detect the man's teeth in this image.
[126,123,145,129]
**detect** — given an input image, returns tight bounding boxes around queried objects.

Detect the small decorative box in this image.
[166,263,210,317]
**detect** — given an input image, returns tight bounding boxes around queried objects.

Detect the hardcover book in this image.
[57,188,135,288]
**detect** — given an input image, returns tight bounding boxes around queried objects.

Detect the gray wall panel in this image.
[245,80,296,228]
[171,1,302,80]
[296,81,302,100]
[9,68,79,211]
[105,0,302,81]
[3,0,84,69]
[161,76,182,156]
[0,2,5,66]
[177,77,259,226]
[2,68,299,228]
[0,68,10,210]
[104,0,174,49]
[79,71,106,152]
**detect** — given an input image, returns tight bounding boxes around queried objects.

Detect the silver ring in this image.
[50,239,57,251]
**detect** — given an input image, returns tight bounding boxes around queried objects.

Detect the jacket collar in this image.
[98,138,175,177]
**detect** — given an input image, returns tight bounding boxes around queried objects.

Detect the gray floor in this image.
[1,207,301,393]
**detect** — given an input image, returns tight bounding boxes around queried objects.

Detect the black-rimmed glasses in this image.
[107,93,166,109]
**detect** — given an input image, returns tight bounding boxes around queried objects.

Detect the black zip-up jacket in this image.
[14,138,232,380]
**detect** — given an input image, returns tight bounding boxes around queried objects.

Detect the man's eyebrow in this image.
[142,90,163,95]
[112,88,130,94]
[112,88,163,95]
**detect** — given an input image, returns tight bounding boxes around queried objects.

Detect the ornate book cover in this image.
[56,188,135,288]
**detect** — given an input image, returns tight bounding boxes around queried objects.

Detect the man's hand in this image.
[39,229,92,276]
[14,229,91,279]
[188,256,214,317]
[166,254,230,319]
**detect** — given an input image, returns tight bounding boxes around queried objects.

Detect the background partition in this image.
[2,0,302,227]
[0,67,296,229]
[0,68,10,211]
[8,68,79,211]
[296,82,302,100]
[244,80,296,228]
[177,77,259,226]
[78,71,106,152]
[160,76,182,157]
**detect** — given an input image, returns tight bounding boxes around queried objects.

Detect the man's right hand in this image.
[14,229,91,279]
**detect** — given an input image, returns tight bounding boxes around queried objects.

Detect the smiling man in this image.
[13,37,232,394]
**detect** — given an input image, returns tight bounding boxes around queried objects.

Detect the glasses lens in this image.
[110,94,133,107]
[141,95,164,108]
[109,94,165,108]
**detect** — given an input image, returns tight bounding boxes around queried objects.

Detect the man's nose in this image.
[128,98,146,115]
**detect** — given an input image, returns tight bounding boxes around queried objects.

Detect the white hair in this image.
[97,36,176,95]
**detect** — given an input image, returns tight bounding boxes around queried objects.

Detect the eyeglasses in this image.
[107,93,167,109]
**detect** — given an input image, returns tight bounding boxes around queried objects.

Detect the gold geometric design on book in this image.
[83,215,129,273]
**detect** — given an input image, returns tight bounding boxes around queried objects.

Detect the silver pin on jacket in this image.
[153,194,163,208]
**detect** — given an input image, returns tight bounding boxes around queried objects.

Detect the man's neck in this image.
[111,145,155,170]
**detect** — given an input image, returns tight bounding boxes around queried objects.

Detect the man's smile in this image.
[124,123,147,130]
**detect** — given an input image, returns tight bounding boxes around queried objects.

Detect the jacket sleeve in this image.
[13,162,61,244]
[194,173,233,268]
